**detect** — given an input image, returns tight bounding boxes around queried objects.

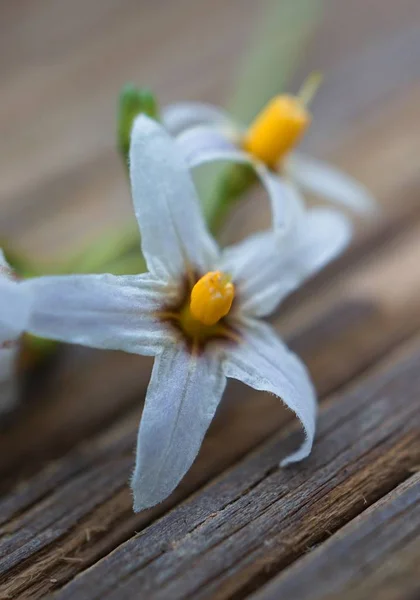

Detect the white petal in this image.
[0,278,32,342]
[176,125,240,166]
[223,319,316,465]
[177,126,302,233]
[221,207,352,317]
[0,348,19,414]
[254,169,306,235]
[132,345,226,511]
[162,102,229,137]
[289,153,377,214]
[129,116,218,280]
[23,273,173,356]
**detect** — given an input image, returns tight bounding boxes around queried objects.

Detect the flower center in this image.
[242,73,321,169]
[156,271,239,351]
[189,271,235,326]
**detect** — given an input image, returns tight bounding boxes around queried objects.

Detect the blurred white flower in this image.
[162,90,376,215]
[0,251,33,413]
[24,116,352,511]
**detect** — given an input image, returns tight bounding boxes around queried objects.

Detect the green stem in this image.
[206,164,258,234]
[65,223,141,275]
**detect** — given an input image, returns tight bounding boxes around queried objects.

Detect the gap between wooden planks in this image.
[0,189,420,597]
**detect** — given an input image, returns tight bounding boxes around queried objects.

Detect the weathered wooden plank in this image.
[0,301,367,589]
[46,336,420,600]
[0,350,153,487]
[326,537,420,600]
[7,0,420,499]
[0,330,416,599]
[0,0,418,501]
[249,473,420,600]
[1,3,420,599]
[0,186,420,598]
[1,185,419,490]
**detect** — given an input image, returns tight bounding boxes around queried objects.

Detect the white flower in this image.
[162,96,376,216]
[23,116,352,511]
[0,251,33,413]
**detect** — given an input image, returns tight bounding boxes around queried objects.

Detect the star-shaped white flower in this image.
[23,116,352,511]
[0,251,33,413]
[162,94,376,217]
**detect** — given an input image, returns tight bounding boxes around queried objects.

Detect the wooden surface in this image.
[1,1,420,599]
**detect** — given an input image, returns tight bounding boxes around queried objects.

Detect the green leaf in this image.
[228,0,323,124]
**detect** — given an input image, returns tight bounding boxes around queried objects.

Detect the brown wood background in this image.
[1,0,420,598]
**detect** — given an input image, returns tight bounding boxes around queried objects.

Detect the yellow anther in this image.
[242,95,310,168]
[190,271,235,326]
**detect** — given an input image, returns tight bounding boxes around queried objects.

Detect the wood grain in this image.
[2,137,420,491]
[326,538,420,600]
[49,336,420,600]
[1,1,420,599]
[250,474,420,600]
[0,322,418,597]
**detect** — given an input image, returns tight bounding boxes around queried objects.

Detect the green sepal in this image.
[117,85,160,164]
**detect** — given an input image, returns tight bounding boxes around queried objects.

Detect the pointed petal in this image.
[177,126,303,233]
[132,345,226,511]
[254,172,306,236]
[223,319,316,464]
[23,273,172,356]
[290,153,377,214]
[129,116,218,280]
[221,207,352,317]
[162,102,229,137]
[177,125,240,164]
